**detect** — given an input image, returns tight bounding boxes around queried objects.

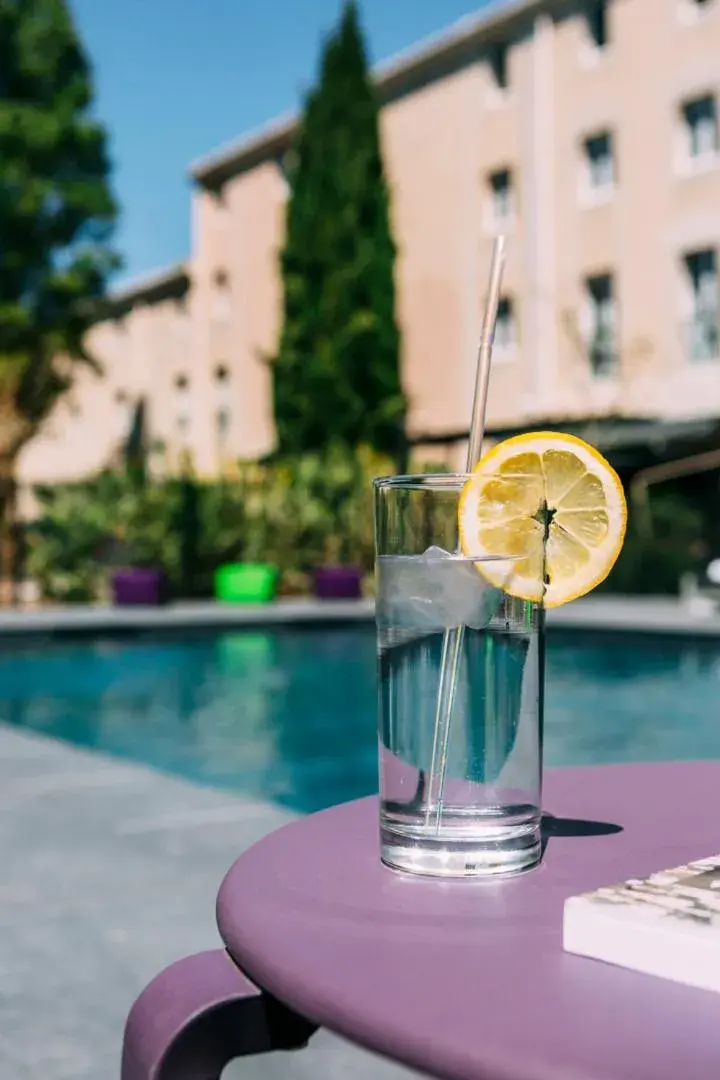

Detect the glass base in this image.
[380,815,541,879]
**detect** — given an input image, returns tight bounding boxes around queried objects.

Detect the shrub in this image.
[601,489,706,595]
[26,445,394,601]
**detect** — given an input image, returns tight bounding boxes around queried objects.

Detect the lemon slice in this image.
[458,431,627,608]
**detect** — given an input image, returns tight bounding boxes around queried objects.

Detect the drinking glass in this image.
[374,474,544,878]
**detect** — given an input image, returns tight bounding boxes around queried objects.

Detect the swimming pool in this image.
[0,626,718,814]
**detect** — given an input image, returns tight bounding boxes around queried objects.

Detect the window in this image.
[216,406,231,439]
[679,0,715,19]
[487,168,514,227]
[214,365,232,445]
[489,44,509,91]
[682,95,719,159]
[174,374,191,439]
[494,297,516,351]
[584,275,617,376]
[212,269,231,322]
[583,131,615,193]
[585,1,609,48]
[683,250,719,361]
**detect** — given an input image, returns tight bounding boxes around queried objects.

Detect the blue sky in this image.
[68,0,488,283]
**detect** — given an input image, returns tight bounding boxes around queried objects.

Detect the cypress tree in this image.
[272,1,406,460]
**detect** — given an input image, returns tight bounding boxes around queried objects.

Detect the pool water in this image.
[0,627,719,814]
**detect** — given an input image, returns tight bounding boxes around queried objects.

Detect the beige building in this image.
[17,0,720,492]
[18,265,194,494]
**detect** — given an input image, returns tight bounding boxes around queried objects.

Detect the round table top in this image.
[217,763,720,1080]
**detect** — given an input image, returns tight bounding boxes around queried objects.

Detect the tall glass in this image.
[374,474,544,878]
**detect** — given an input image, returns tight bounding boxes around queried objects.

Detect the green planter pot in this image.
[214,562,278,604]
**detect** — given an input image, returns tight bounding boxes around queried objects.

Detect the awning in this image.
[411,416,720,470]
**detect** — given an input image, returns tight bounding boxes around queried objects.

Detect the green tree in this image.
[0,0,119,558]
[272,0,406,460]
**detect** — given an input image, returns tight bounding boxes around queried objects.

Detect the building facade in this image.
[17,0,720,492]
[16,266,196,511]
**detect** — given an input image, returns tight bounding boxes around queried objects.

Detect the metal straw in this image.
[424,235,507,833]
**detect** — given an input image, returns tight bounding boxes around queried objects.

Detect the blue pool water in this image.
[0,626,719,813]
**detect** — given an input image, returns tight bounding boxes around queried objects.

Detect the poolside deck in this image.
[0,726,412,1079]
[0,593,719,637]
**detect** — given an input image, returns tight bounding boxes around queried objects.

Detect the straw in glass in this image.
[424,235,507,833]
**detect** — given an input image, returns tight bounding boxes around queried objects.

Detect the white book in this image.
[563,854,720,994]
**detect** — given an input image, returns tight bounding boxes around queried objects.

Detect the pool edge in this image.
[0,596,719,639]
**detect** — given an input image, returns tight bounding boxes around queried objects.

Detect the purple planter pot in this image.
[111,567,167,607]
[312,565,364,600]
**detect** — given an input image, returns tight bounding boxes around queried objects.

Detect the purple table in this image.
[122,763,720,1079]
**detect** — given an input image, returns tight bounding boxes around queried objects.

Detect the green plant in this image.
[26,444,395,602]
[601,489,706,595]
[26,480,107,602]
[271,1,406,460]
[0,0,119,552]
[26,471,182,601]
[266,443,393,571]
[174,477,246,596]
[233,463,280,564]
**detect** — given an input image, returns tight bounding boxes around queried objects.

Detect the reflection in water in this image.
[192,633,283,785]
[268,629,377,809]
[0,628,718,813]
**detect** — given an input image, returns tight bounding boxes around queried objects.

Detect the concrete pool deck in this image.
[0,593,719,637]
[0,726,413,1080]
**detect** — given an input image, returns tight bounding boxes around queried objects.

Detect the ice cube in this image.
[378,547,503,631]
[422,546,503,630]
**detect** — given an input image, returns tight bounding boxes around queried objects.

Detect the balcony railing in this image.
[685,314,720,363]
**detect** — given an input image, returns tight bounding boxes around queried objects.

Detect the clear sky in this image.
[68,0,489,284]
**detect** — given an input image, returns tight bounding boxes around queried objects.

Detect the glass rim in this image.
[373,473,472,491]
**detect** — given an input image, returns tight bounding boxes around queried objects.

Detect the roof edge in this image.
[106,262,190,310]
[189,0,546,189]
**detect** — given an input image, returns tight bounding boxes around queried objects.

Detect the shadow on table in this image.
[541,813,623,858]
